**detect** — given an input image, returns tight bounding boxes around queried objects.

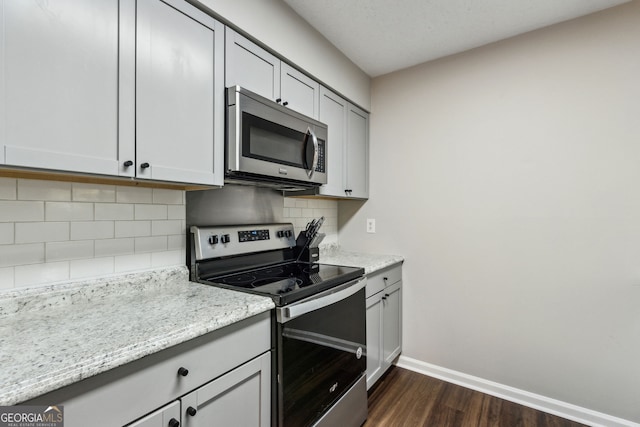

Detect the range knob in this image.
[284,230,292,238]
[277,230,285,238]
[220,234,231,244]
[208,235,219,245]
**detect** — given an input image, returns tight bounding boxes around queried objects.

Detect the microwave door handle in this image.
[305,127,319,178]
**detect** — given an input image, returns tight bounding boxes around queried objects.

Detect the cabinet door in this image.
[182,352,271,427]
[0,0,120,175]
[366,293,383,390]
[318,87,347,197]
[345,104,370,199]
[225,28,281,101]
[280,63,320,119]
[126,401,180,427]
[135,0,224,185]
[382,281,402,366]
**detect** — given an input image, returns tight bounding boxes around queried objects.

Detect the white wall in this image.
[338,1,640,423]
[194,0,371,110]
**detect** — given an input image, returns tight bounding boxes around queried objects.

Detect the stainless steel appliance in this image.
[226,86,328,190]
[189,222,367,427]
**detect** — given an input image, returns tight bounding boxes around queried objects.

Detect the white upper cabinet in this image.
[0,0,120,175]
[132,0,224,185]
[345,103,369,199]
[225,28,320,119]
[318,87,369,199]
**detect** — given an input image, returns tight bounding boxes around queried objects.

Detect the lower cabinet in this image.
[366,264,403,390]
[26,311,272,427]
[128,352,270,427]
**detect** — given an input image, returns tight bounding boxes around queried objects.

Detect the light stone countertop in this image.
[0,266,274,406]
[319,244,404,274]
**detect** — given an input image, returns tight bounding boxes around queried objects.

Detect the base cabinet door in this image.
[366,292,383,390]
[127,401,180,427]
[382,281,402,365]
[181,352,271,427]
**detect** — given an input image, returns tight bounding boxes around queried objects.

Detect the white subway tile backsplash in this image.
[0,201,45,222]
[289,208,302,217]
[0,243,45,267]
[95,238,135,257]
[15,222,69,244]
[0,267,15,290]
[72,183,116,202]
[14,261,69,287]
[284,198,297,208]
[115,220,151,238]
[116,186,153,204]
[0,178,17,200]
[46,240,94,262]
[135,204,167,220]
[70,257,114,280]
[71,221,114,240]
[152,189,183,205]
[151,250,183,267]
[45,202,94,221]
[152,220,182,236]
[167,205,186,220]
[18,180,71,201]
[302,208,313,217]
[114,253,152,273]
[168,234,186,251]
[135,236,167,253]
[95,203,134,220]
[0,223,14,244]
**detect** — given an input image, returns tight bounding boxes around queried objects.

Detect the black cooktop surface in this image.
[202,261,364,306]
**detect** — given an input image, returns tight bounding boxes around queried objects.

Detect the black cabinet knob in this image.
[140,162,150,169]
[168,418,180,427]
[187,406,197,416]
[276,98,282,103]
[382,296,387,300]
[383,277,388,282]
[385,293,390,297]
[177,367,189,377]
[123,160,133,167]
[282,101,289,106]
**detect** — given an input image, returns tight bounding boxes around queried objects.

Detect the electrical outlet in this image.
[366,218,376,233]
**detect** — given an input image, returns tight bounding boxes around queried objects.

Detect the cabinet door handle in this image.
[140,162,150,169]
[282,101,289,106]
[385,293,390,297]
[187,406,197,416]
[177,367,189,377]
[383,277,388,282]
[123,160,133,167]
[382,296,387,300]
[276,98,282,103]
[168,418,180,427]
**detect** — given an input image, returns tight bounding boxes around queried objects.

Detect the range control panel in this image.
[191,223,296,260]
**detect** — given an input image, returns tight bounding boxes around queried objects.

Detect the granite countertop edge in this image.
[319,245,404,274]
[0,266,275,406]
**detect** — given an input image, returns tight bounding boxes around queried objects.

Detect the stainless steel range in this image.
[189,222,368,427]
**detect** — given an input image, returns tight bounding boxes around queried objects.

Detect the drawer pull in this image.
[168,418,180,427]
[187,406,197,417]
[140,162,150,169]
[177,367,189,377]
[383,277,388,281]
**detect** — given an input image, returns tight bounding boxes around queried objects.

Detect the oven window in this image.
[242,112,308,168]
[278,287,366,427]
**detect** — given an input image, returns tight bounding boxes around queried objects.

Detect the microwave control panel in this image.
[316,140,326,173]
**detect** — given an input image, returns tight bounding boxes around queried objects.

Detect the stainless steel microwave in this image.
[226,86,328,189]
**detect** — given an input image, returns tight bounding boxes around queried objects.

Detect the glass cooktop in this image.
[202,261,364,306]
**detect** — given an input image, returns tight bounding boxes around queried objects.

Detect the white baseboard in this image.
[395,355,639,427]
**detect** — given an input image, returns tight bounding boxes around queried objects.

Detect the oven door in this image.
[227,86,327,185]
[276,277,367,427]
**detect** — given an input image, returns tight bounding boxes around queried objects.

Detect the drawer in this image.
[366,263,402,299]
[27,311,271,427]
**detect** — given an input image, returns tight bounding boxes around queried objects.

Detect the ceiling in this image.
[283,0,631,77]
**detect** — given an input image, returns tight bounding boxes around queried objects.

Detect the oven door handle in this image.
[278,277,366,323]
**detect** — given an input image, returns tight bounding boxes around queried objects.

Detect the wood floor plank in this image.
[364,367,587,427]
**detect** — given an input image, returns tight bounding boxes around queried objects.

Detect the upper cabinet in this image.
[226,28,320,119]
[1,0,224,186]
[131,0,224,185]
[0,0,120,175]
[318,88,369,199]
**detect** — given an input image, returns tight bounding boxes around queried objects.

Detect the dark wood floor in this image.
[364,367,587,427]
